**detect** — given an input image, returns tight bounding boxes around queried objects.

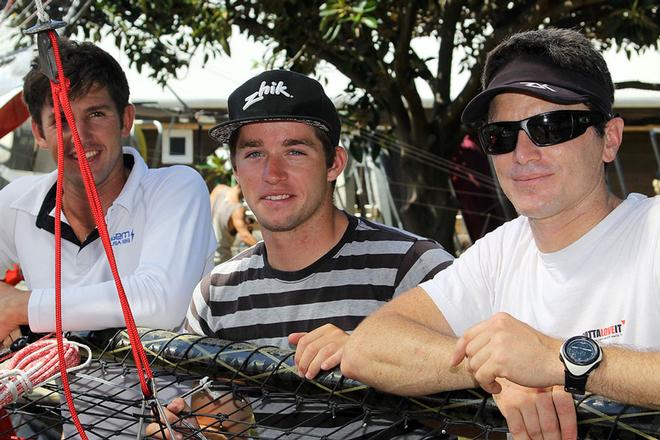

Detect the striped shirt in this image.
[183,213,453,438]
[185,213,453,345]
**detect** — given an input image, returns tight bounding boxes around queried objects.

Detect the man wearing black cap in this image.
[343,28,660,439]
[174,70,453,438]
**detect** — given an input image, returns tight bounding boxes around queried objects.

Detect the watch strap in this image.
[564,370,589,394]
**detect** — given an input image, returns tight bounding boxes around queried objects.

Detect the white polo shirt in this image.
[0,147,216,332]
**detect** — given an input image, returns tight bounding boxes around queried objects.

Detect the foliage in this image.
[6,0,659,245]
[196,148,233,190]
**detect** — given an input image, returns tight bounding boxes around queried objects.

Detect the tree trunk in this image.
[385,146,458,255]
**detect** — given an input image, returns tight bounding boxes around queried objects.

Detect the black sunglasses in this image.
[478,110,609,155]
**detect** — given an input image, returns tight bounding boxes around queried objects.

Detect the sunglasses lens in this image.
[526,112,574,145]
[478,111,605,155]
[480,123,519,154]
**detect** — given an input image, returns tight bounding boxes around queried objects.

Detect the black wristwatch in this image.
[559,336,602,394]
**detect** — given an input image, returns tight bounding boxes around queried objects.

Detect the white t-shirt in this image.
[0,147,216,332]
[421,193,660,349]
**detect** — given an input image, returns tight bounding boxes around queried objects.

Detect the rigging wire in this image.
[387,179,500,199]
[391,196,507,222]
[344,121,498,189]
[348,130,499,192]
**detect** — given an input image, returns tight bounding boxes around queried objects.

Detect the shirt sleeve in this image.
[393,239,454,296]
[0,182,19,275]
[182,274,213,335]
[28,167,217,332]
[419,235,496,337]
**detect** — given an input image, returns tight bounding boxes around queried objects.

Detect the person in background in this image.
[209,182,257,263]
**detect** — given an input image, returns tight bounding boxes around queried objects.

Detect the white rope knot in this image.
[0,339,91,408]
[34,0,50,22]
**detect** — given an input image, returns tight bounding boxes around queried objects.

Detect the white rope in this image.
[17,0,55,29]
[34,0,49,22]
[0,366,37,403]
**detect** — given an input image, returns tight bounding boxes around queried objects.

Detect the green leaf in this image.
[362,16,378,29]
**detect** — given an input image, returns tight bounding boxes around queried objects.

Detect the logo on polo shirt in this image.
[243,80,293,110]
[519,82,556,92]
[111,229,135,247]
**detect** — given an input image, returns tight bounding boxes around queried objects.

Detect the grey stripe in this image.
[355,220,377,231]
[211,252,264,274]
[209,268,398,302]
[394,248,454,295]
[336,239,413,257]
[356,217,425,240]
[188,289,211,334]
[214,299,384,327]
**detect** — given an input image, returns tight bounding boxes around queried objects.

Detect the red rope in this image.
[50,74,87,439]
[44,30,154,436]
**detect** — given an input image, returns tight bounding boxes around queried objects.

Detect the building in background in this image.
[2,28,659,247]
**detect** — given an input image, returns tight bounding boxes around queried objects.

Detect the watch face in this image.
[565,338,598,365]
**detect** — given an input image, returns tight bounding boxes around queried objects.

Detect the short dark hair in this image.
[229,124,337,169]
[23,39,130,129]
[484,28,613,135]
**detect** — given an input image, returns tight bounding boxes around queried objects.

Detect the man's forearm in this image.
[342,310,476,396]
[7,286,29,324]
[0,282,30,341]
[587,347,660,408]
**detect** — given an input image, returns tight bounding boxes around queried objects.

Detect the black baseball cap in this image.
[209,70,341,146]
[462,55,614,124]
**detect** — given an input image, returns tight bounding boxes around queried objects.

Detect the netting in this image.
[1,329,658,440]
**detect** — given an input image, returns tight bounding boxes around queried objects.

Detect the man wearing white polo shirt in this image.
[0,39,215,438]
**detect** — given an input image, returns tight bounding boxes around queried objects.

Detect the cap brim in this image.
[209,116,333,143]
[461,84,592,125]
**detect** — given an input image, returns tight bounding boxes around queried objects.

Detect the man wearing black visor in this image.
[343,28,659,440]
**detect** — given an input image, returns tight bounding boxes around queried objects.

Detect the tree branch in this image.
[435,0,462,107]
[392,1,427,142]
[615,81,660,91]
[448,0,596,125]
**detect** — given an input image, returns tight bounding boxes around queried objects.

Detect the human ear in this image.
[601,117,624,164]
[30,118,48,149]
[327,146,348,182]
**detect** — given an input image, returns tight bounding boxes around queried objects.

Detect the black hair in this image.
[484,28,613,135]
[23,39,130,130]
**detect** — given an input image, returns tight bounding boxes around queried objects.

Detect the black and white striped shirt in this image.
[183,213,453,438]
[185,213,453,345]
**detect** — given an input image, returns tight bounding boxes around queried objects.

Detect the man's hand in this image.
[289,324,348,379]
[2,327,23,349]
[145,398,202,440]
[493,379,577,440]
[145,389,252,440]
[450,313,563,393]
[0,282,29,341]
